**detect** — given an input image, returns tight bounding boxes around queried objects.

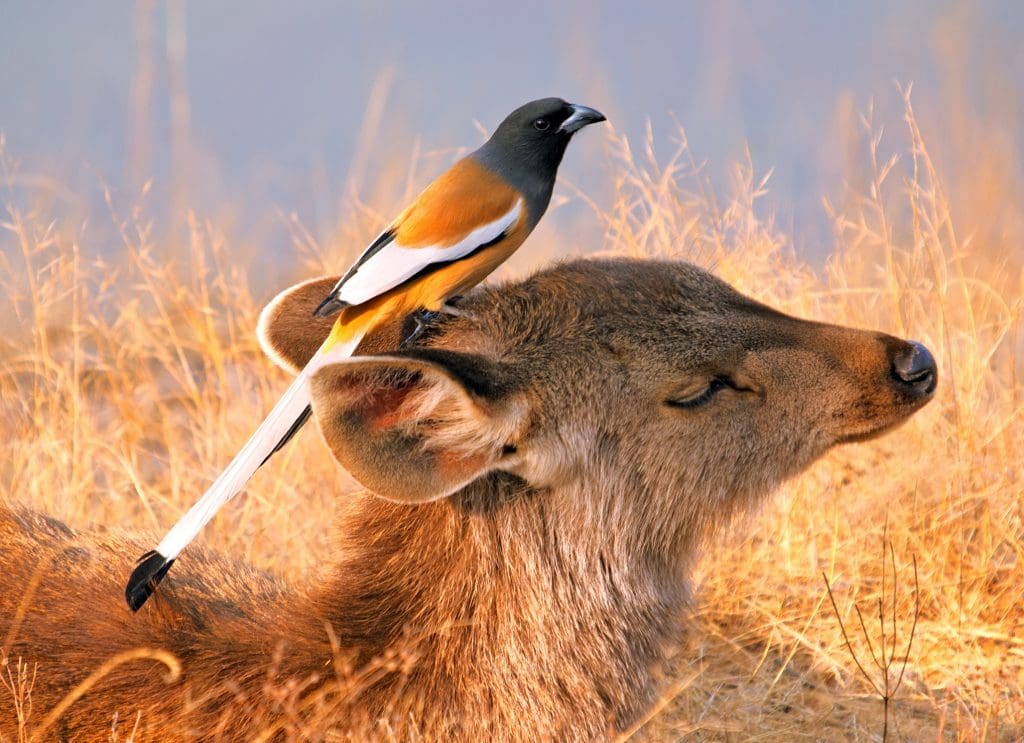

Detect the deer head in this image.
[259,258,935,566]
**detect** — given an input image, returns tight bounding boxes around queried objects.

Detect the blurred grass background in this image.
[1,1,1022,740]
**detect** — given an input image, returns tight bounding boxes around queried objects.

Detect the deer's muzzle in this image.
[890,340,937,399]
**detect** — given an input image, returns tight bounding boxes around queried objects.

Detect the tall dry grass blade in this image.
[30,649,180,740]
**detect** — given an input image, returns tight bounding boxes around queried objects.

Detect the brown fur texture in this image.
[0,258,934,740]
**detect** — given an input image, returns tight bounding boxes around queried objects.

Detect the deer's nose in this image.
[891,341,937,397]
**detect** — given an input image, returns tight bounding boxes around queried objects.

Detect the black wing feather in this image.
[312,228,396,317]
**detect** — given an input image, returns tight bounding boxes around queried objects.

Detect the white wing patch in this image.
[336,199,522,306]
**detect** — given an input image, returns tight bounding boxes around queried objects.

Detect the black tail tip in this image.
[312,294,348,319]
[125,551,175,612]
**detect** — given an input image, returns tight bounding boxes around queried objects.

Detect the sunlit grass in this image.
[1,88,1021,740]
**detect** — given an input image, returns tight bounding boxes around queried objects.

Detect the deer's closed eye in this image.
[666,376,735,410]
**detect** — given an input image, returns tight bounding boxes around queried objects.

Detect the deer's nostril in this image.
[891,340,937,397]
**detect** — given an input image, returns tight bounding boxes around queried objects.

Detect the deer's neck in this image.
[313,475,691,737]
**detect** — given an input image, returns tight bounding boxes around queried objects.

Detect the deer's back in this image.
[0,508,333,739]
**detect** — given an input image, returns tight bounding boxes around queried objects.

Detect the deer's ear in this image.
[310,349,525,503]
[257,276,341,373]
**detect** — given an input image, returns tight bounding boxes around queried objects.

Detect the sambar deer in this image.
[0,258,936,740]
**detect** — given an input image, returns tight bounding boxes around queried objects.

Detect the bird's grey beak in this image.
[559,104,606,134]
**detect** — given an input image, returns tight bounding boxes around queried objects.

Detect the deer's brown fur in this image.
[0,258,934,740]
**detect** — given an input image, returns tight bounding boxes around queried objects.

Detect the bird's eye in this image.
[533,118,550,131]
[666,377,733,410]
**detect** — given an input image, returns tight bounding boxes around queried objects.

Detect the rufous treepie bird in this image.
[126,97,606,610]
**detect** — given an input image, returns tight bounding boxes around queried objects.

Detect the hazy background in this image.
[1,1,1022,276]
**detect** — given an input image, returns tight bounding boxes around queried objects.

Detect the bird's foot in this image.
[401,309,442,347]
[441,296,472,318]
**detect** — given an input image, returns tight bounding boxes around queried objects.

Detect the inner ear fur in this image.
[257,276,342,373]
[310,350,524,503]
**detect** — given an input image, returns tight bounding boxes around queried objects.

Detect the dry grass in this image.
[1,87,1021,741]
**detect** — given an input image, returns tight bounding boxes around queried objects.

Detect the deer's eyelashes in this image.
[665,376,736,410]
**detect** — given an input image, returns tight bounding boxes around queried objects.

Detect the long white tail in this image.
[125,332,363,610]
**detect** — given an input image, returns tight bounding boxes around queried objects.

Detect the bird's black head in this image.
[494,97,606,141]
[475,98,606,201]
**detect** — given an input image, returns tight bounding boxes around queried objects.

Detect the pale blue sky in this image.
[1,1,1021,262]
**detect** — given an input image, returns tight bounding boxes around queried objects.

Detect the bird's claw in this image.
[402,299,473,347]
[441,296,473,318]
[402,309,442,347]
